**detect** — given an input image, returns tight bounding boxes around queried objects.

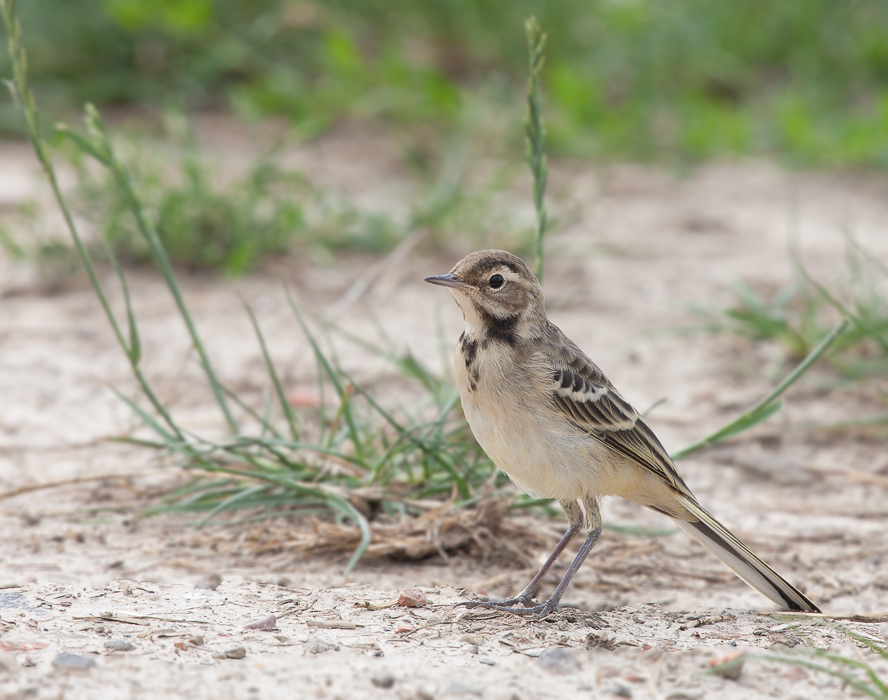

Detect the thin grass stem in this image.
[1,0,183,440]
[524,16,548,282]
[242,300,301,440]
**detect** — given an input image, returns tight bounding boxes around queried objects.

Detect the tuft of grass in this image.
[671,318,846,459]
[2,4,851,576]
[710,621,888,699]
[2,103,533,275]
[144,305,504,577]
[698,280,821,360]
[695,237,888,381]
[66,135,309,276]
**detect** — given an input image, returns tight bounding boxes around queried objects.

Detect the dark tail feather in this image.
[672,499,820,613]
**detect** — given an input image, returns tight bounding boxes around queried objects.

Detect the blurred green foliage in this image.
[74,149,308,275]
[694,238,888,380]
[3,0,888,165]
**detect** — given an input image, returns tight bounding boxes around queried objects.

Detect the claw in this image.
[457,594,534,609]
[456,597,558,619]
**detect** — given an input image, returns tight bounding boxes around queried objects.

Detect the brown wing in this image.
[544,323,692,497]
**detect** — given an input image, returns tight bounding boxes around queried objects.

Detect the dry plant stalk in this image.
[238,497,554,568]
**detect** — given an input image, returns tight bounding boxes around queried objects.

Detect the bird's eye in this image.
[489,274,505,289]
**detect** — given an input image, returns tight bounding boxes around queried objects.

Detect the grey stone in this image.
[371,673,396,689]
[538,647,580,675]
[195,574,222,590]
[103,640,135,652]
[52,653,96,670]
[442,682,483,696]
[244,614,277,630]
[304,636,338,654]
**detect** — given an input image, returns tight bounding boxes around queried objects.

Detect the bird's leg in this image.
[519,525,601,618]
[462,498,603,619]
[459,500,584,610]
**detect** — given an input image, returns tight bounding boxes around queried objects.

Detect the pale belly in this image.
[452,334,692,513]
[456,350,611,501]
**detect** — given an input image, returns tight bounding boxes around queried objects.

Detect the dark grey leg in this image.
[459,499,593,615]
[503,526,602,618]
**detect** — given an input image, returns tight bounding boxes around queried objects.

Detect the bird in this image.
[425,249,820,618]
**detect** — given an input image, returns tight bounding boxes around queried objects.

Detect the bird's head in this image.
[425,249,546,339]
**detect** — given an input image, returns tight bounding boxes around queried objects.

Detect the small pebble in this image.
[244,614,277,630]
[195,574,222,590]
[614,686,632,698]
[225,647,247,659]
[188,635,205,647]
[306,619,356,629]
[538,648,579,675]
[104,640,135,652]
[52,653,96,670]
[479,658,495,666]
[443,682,483,696]
[398,589,427,608]
[304,636,338,654]
[371,673,396,689]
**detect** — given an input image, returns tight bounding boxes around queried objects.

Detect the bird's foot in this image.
[456,593,534,609]
[457,595,558,619]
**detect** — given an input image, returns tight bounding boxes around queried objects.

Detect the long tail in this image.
[670,498,820,613]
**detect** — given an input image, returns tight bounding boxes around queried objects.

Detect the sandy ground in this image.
[1,125,888,699]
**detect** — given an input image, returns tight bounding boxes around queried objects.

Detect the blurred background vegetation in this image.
[3,0,888,167]
[3,0,887,587]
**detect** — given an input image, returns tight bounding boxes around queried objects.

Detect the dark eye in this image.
[488,274,505,289]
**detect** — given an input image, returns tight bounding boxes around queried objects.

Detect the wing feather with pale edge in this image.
[543,323,693,497]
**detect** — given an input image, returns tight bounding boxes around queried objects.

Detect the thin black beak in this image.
[424,273,475,290]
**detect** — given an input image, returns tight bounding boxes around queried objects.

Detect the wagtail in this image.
[426,249,820,617]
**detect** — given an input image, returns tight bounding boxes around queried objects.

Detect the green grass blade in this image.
[324,491,372,580]
[243,300,301,440]
[55,126,111,166]
[220,385,284,440]
[197,484,269,526]
[799,262,888,355]
[79,105,238,434]
[0,7,187,440]
[100,234,141,365]
[754,653,884,699]
[706,401,784,443]
[287,294,366,462]
[109,386,175,443]
[524,16,548,282]
[815,652,887,695]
